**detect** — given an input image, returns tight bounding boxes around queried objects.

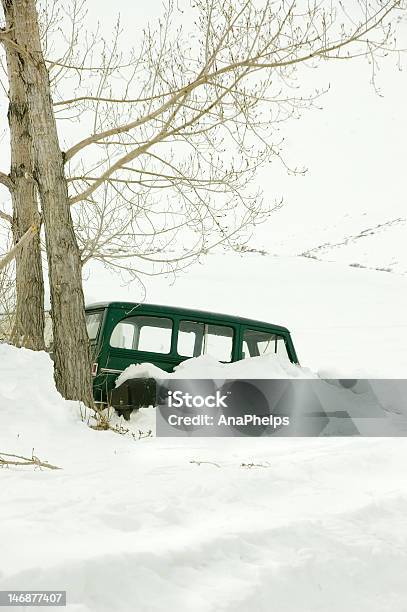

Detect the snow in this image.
[1,253,407,612]
[86,253,407,378]
[115,362,170,386]
[115,353,315,388]
[0,258,407,612]
[1,3,406,608]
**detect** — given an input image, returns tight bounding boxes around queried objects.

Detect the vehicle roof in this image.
[86,301,291,334]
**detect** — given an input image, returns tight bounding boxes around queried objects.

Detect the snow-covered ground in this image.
[1,345,407,612]
[1,255,407,611]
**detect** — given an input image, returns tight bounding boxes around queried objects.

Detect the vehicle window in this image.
[110,316,172,353]
[242,329,289,360]
[45,311,103,349]
[242,340,250,359]
[86,312,103,341]
[177,320,233,362]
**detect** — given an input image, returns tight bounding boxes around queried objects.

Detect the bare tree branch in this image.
[0,210,12,224]
[0,224,38,272]
[64,0,403,166]
[64,88,188,162]
[0,25,32,58]
[0,171,13,192]
[0,450,62,470]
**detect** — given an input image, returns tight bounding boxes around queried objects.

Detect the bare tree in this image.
[51,0,406,278]
[0,0,405,404]
[1,0,94,406]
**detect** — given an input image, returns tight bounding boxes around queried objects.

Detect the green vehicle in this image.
[86,301,298,417]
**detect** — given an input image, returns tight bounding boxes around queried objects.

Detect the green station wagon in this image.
[85,301,298,416]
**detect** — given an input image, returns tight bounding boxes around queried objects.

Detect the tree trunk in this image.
[2,0,94,406]
[2,21,45,350]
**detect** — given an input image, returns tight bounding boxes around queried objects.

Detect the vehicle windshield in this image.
[86,311,103,341]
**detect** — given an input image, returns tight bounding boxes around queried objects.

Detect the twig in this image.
[190,460,221,468]
[241,461,271,469]
[109,422,153,439]
[0,449,62,470]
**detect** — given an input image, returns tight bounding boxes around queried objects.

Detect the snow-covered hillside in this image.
[294,217,406,275]
[255,207,407,275]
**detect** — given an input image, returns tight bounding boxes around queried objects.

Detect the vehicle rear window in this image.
[177,320,234,362]
[242,329,289,360]
[110,315,173,353]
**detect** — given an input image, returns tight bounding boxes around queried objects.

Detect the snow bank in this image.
[0,344,83,451]
[0,343,148,461]
[116,353,315,388]
[2,344,407,611]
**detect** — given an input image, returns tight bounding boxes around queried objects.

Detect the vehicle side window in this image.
[46,310,103,349]
[178,320,234,362]
[110,316,172,353]
[86,312,103,341]
[242,329,289,360]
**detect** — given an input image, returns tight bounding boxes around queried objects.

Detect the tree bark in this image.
[1,19,45,350]
[2,0,94,406]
